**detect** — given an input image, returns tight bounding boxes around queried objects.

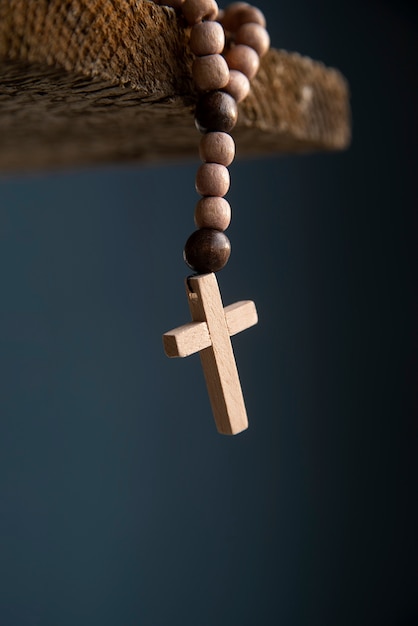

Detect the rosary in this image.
[157,1,270,435]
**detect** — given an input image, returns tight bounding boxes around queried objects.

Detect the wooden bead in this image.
[195,91,238,133]
[237,5,266,27]
[223,69,250,103]
[195,196,231,230]
[195,163,230,197]
[199,132,235,165]
[220,2,249,31]
[224,44,260,80]
[189,21,225,56]
[182,0,218,25]
[184,228,231,273]
[235,22,270,57]
[221,3,266,32]
[192,54,230,91]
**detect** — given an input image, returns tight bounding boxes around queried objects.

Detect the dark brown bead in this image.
[184,228,231,273]
[195,91,238,133]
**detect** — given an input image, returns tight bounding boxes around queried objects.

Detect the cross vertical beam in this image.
[163,273,257,435]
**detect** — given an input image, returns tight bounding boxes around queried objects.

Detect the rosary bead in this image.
[189,21,225,56]
[195,196,231,230]
[184,228,231,273]
[234,5,266,32]
[195,91,238,133]
[237,5,266,27]
[221,3,266,31]
[192,54,230,91]
[195,163,230,196]
[225,44,260,80]
[199,131,235,165]
[182,0,218,25]
[220,2,249,31]
[223,69,250,102]
[235,22,270,57]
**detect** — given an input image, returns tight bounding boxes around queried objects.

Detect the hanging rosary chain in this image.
[159,1,268,434]
[154,1,270,274]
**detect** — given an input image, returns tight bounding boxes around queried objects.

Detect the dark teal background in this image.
[0,1,416,625]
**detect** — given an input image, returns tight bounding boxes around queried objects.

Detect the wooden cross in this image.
[163,272,258,435]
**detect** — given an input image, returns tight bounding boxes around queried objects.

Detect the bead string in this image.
[154,1,270,274]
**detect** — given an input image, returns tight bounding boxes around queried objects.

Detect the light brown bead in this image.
[221,3,266,32]
[238,5,266,27]
[235,22,270,57]
[194,196,231,230]
[192,54,230,91]
[199,132,235,166]
[195,163,230,197]
[182,0,218,25]
[189,21,225,56]
[220,2,249,31]
[224,44,260,80]
[223,69,250,103]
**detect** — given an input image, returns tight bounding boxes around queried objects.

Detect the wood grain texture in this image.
[225,300,258,337]
[163,299,257,358]
[163,320,211,358]
[163,274,257,435]
[0,0,351,172]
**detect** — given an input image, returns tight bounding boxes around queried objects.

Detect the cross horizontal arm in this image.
[163,300,257,358]
[163,320,210,358]
[225,301,258,337]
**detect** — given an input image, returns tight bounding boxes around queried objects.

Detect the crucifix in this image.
[163,272,257,435]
